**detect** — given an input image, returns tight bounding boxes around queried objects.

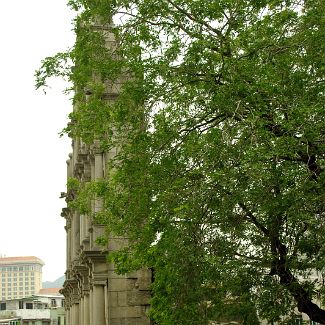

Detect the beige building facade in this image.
[0,257,44,300]
[61,25,151,325]
[0,292,65,325]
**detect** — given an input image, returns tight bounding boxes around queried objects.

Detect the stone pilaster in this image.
[80,296,84,325]
[83,293,90,325]
[92,281,106,324]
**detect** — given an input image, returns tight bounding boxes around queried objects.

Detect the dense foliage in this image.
[37,0,325,323]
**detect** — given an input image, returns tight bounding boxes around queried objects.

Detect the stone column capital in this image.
[92,273,108,286]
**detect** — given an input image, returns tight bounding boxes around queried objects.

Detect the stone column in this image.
[86,214,90,243]
[74,303,80,324]
[94,148,103,213]
[104,283,109,325]
[83,294,90,325]
[66,228,70,267]
[73,212,80,258]
[80,214,84,245]
[80,297,84,325]
[89,288,93,325]
[70,305,75,325]
[92,283,105,324]
[80,213,90,246]
[94,152,103,180]
[66,308,70,325]
[67,153,72,178]
[71,214,75,260]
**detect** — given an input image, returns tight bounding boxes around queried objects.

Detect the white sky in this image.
[0,1,75,282]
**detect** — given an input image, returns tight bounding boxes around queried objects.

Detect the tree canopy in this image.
[36,0,325,323]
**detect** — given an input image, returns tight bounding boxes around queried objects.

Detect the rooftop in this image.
[0,256,44,266]
[38,288,62,296]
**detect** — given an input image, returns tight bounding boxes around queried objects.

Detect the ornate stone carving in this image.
[61,23,151,325]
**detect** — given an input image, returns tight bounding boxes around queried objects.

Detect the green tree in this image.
[37,0,325,323]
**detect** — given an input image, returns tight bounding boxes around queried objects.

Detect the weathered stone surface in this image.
[117,292,127,306]
[110,306,143,319]
[135,276,151,291]
[107,237,129,251]
[108,291,118,307]
[107,270,129,279]
[127,291,151,306]
[107,278,137,292]
[109,317,150,325]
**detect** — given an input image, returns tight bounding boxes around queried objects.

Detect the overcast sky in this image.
[0,1,75,281]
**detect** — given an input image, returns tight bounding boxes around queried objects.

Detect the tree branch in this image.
[274,245,325,324]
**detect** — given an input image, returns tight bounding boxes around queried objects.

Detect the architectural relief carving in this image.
[61,25,151,325]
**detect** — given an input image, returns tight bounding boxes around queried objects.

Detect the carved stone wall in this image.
[61,25,151,325]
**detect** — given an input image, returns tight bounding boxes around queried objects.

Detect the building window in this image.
[26,303,33,309]
[51,299,57,307]
[58,317,61,325]
[0,302,6,310]
[19,301,24,309]
[61,300,65,307]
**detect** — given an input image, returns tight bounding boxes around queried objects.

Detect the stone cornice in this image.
[82,250,108,264]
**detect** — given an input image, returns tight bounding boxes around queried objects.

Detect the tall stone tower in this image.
[60,23,151,325]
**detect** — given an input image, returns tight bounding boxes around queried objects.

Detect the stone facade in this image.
[60,25,151,325]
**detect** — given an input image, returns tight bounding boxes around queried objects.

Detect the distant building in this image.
[0,292,65,325]
[0,257,44,300]
[0,318,21,325]
[38,288,61,297]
